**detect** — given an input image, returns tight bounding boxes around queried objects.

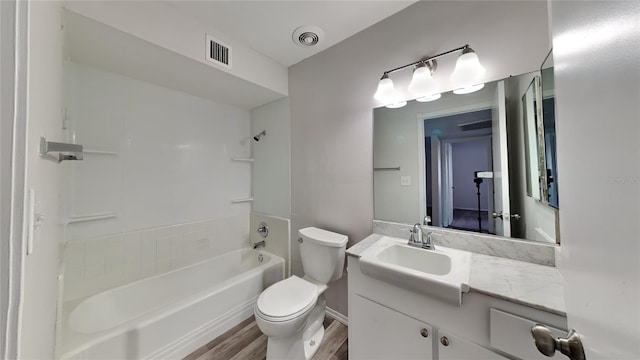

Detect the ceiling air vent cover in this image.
[292,25,325,48]
[206,34,232,69]
[458,119,492,131]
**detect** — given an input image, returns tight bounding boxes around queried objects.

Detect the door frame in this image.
[1,0,29,358]
[416,102,493,228]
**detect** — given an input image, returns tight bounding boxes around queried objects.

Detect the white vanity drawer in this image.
[489,309,566,360]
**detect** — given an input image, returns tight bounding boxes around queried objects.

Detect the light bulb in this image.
[386,101,407,109]
[451,47,486,90]
[374,74,397,102]
[453,83,485,95]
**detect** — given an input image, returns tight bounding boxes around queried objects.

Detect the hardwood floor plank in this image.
[330,338,349,360]
[185,315,349,360]
[183,345,209,360]
[197,321,263,360]
[312,321,348,360]
[228,334,268,360]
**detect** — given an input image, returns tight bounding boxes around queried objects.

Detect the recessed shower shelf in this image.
[231,158,254,162]
[65,212,118,225]
[231,197,254,203]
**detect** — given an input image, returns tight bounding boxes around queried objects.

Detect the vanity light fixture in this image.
[374,45,486,108]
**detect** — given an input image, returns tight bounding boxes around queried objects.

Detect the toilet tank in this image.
[298,227,348,284]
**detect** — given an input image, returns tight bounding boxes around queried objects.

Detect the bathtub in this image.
[59,249,284,360]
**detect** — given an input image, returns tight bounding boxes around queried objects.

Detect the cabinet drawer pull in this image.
[420,328,429,338]
[440,336,450,346]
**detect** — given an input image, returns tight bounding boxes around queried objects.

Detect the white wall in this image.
[61,62,252,298]
[20,1,64,358]
[63,1,288,97]
[551,1,640,357]
[251,98,291,219]
[290,1,549,315]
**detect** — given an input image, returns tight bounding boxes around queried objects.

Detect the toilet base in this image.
[264,296,327,360]
[303,324,324,360]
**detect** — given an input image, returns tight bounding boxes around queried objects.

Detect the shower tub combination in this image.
[59,249,284,360]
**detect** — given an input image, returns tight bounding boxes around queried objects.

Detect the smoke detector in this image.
[292,25,324,48]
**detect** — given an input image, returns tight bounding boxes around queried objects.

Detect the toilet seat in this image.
[256,276,318,322]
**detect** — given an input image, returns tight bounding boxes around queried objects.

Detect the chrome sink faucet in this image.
[408,223,436,250]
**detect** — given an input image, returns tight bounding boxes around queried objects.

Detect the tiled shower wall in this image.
[62,62,252,300]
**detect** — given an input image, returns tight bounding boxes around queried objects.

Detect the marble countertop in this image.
[347,234,566,316]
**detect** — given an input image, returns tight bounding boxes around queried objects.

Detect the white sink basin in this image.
[359,236,471,306]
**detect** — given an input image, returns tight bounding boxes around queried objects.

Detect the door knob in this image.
[492,212,503,219]
[531,324,586,360]
[510,213,521,220]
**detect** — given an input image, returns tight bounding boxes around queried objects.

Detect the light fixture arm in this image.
[382,44,470,76]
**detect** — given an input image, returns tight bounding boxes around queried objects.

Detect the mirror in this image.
[540,50,559,208]
[522,76,543,200]
[373,70,559,243]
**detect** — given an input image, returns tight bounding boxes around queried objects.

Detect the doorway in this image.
[423,108,494,233]
[443,138,492,233]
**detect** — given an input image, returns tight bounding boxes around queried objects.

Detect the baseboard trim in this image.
[325,306,348,326]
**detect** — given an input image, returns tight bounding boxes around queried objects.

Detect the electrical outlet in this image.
[400,176,411,186]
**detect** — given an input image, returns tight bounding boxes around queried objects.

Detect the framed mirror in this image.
[373,70,559,243]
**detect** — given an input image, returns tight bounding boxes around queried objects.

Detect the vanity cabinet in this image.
[348,255,567,360]
[438,330,508,360]
[350,294,434,359]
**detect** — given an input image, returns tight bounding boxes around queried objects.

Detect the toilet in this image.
[254,227,348,360]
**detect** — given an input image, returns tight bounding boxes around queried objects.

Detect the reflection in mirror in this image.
[541,50,559,208]
[522,77,543,200]
[373,71,559,243]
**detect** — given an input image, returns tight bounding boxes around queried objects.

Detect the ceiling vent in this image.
[206,34,232,69]
[458,119,492,131]
[292,25,324,48]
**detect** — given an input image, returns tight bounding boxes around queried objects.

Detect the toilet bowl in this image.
[254,227,347,360]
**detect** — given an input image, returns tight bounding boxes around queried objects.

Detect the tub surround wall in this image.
[251,98,291,219]
[64,61,251,240]
[62,61,252,298]
[250,212,290,276]
[373,220,556,266]
[63,215,249,301]
[289,1,550,317]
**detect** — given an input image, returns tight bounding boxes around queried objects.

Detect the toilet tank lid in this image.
[299,227,348,248]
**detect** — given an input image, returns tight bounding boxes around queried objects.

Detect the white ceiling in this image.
[164,1,417,67]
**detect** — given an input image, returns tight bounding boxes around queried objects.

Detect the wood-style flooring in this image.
[448,209,490,234]
[184,316,348,360]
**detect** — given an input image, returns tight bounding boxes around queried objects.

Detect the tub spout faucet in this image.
[253,240,266,249]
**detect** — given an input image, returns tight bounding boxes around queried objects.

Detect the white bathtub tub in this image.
[59,249,283,360]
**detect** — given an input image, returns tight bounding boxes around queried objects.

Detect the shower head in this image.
[253,130,266,142]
